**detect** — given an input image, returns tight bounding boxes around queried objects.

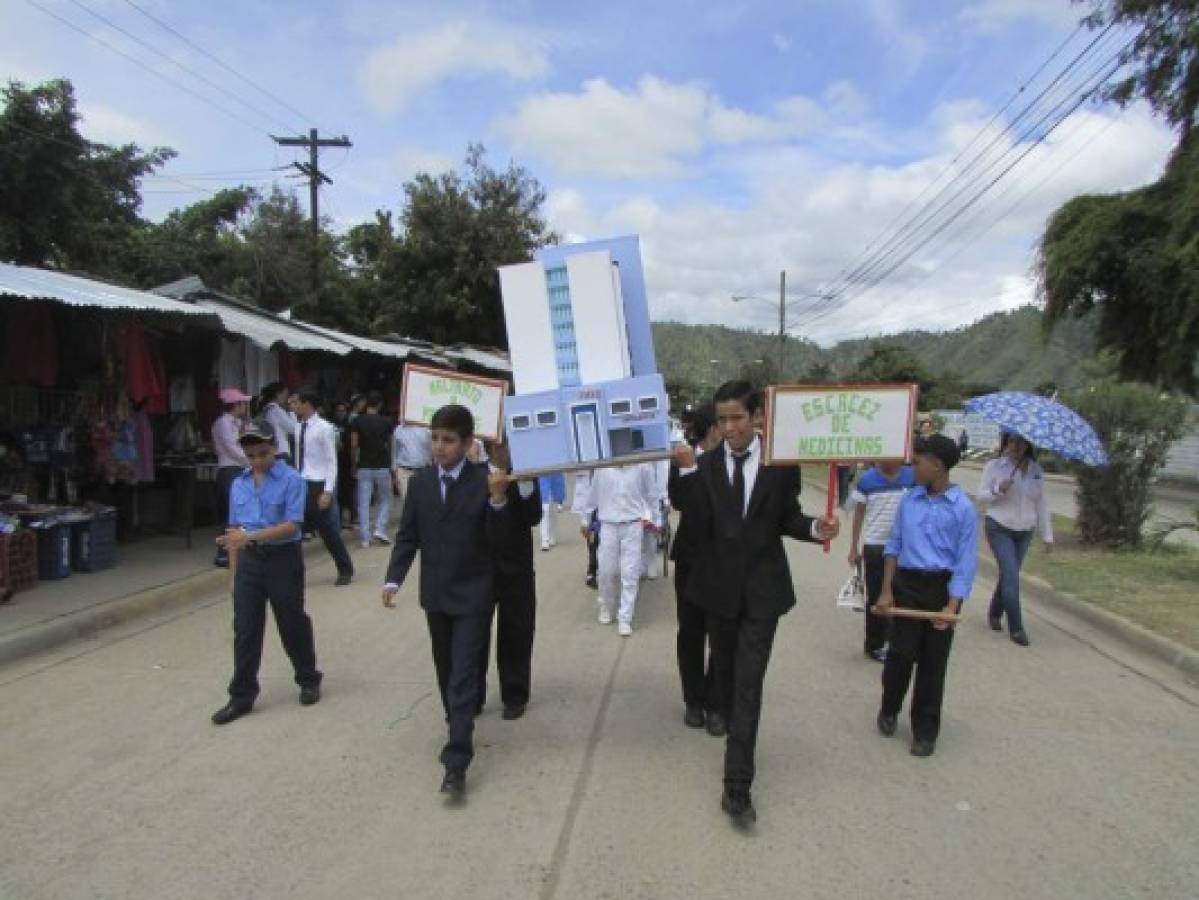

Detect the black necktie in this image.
[298,420,307,474]
[441,474,454,503]
[733,452,749,518]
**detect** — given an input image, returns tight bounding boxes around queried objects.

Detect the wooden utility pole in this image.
[778,269,786,373]
[271,128,351,310]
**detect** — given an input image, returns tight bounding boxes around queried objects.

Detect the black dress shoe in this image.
[910,738,936,757]
[989,617,1003,632]
[684,705,706,728]
[721,789,756,825]
[502,703,527,721]
[865,647,887,663]
[213,556,229,569]
[585,574,598,589]
[299,685,321,706]
[877,712,898,737]
[705,711,728,738]
[335,574,352,587]
[440,769,466,796]
[1010,631,1030,647]
[211,701,252,726]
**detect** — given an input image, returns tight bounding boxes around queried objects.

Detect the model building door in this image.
[571,402,603,463]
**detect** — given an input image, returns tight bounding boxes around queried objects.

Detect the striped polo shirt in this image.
[851,465,917,546]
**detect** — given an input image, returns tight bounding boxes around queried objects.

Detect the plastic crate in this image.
[35,524,72,581]
[0,530,37,594]
[71,510,117,573]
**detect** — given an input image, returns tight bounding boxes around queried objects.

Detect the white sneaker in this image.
[359,541,371,550]
[618,622,633,637]
[373,531,392,546]
[597,607,613,625]
[541,542,551,552]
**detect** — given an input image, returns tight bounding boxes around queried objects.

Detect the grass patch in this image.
[1014,515,1199,651]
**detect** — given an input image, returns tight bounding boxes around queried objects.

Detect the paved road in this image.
[2,483,1197,900]
[952,462,1198,547]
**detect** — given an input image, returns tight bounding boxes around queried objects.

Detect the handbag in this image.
[837,563,866,611]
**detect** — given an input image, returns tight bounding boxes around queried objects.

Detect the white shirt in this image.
[977,457,1053,542]
[296,413,338,493]
[393,424,432,469]
[575,464,657,525]
[262,402,296,456]
[212,413,248,468]
[723,436,762,516]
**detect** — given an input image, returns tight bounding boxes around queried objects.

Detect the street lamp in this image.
[733,270,834,372]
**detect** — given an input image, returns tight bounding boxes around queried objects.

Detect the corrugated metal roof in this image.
[194,298,352,354]
[442,345,512,374]
[0,263,220,319]
[294,320,447,364]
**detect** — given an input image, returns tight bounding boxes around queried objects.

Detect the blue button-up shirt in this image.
[884,484,978,600]
[229,460,306,544]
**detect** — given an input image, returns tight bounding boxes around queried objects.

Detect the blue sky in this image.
[2,0,1177,342]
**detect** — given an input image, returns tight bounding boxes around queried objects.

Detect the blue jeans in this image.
[356,468,393,544]
[985,517,1034,634]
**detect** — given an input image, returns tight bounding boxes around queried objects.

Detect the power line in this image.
[120,0,316,128]
[22,0,273,137]
[795,43,1132,333]
[789,29,1129,332]
[63,0,292,132]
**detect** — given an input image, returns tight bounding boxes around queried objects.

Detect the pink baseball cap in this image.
[219,387,252,404]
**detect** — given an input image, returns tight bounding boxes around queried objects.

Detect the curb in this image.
[0,542,334,668]
[977,554,1199,680]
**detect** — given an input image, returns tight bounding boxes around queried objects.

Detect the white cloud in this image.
[78,103,176,149]
[960,0,1082,31]
[544,103,1174,345]
[498,75,836,178]
[392,147,455,179]
[358,21,550,115]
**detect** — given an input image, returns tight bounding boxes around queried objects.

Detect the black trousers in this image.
[708,610,780,790]
[427,610,491,773]
[862,545,890,652]
[479,573,536,709]
[674,559,717,711]
[303,481,353,577]
[228,543,320,703]
[880,570,955,742]
[213,466,242,561]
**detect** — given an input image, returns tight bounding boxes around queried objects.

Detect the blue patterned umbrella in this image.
[963,392,1108,466]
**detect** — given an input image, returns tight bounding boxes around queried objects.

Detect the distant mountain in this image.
[652,306,1096,398]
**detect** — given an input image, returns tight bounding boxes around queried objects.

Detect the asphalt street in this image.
[1,481,1196,900]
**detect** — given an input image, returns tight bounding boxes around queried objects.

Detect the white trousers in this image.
[540,502,557,548]
[598,521,643,625]
[641,529,659,578]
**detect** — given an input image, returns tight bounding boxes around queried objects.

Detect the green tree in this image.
[1038,138,1199,394]
[1066,382,1190,547]
[1078,0,1199,137]
[802,361,835,383]
[382,144,557,347]
[0,79,173,272]
[849,342,933,394]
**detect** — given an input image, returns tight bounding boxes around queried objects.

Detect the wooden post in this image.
[824,463,837,554]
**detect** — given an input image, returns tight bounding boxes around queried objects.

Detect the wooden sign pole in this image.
[823,464,837,555]
[875,608,961,624]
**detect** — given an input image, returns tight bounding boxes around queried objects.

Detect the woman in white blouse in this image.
[977,433,1053,646]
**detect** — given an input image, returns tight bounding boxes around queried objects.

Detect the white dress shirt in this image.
[262,402,296,456]
[297,413,338,493]
[977,457,1053,542]
[394,424,433,469]
[212,413,248,468]
[575,464,657,525]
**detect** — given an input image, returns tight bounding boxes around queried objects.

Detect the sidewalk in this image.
[0,527,339,665]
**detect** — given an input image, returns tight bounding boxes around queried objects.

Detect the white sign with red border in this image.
[764,383,919,465]
[400,364,508,442]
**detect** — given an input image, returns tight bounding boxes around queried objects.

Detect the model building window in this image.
[638,396,659,413]
[609,399,633,416]
[536,410,558,428]
[510,413,532,431]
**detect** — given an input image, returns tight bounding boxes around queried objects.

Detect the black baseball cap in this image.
[238,421,275,446]
[914,434,961,470]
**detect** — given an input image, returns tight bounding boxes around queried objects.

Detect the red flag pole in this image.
[824,463,837,554]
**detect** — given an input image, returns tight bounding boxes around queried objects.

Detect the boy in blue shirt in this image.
[848,461,917,662]
[211,422,321,726]
[874,435,977,757]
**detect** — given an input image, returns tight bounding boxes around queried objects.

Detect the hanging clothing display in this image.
[122,321,167,414]
[216,337,244,392]
[169,374,197,413]
[130,409,155,483]
[243,342,279,396]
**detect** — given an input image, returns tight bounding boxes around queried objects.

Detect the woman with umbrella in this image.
[976,433,1053,646]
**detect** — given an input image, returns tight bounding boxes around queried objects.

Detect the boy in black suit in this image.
[673,381,839,825]
[382,405,514,797]
[477,441,543,721]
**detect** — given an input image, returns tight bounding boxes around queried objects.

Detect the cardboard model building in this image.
[499,235,670,474]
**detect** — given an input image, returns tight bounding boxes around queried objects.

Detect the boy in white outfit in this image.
[640,459,671,580]
[576,463,658,636]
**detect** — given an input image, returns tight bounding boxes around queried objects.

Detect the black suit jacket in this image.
[492,478,542,581]
[667,460,700,564]
[674,444,819,620]
[385,461,512,617]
